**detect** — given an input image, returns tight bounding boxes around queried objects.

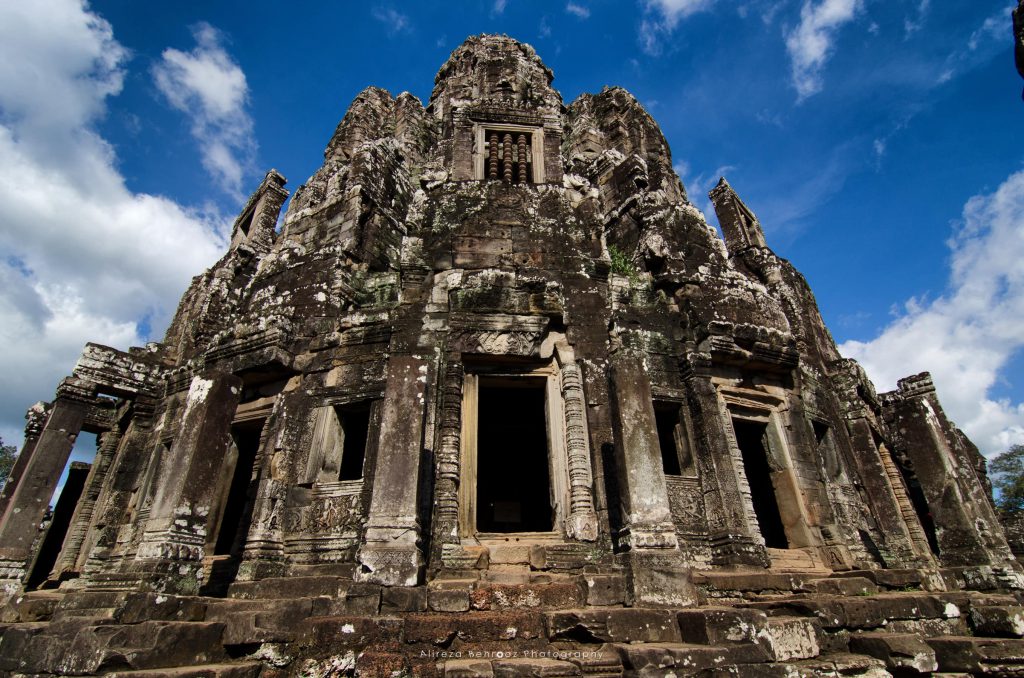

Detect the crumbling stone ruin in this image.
[1,35,1023,677]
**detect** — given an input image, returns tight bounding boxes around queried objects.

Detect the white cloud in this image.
[566,2,591,19]
[493,0,508,14]
[639,0,718,55]
[841,170,1024,457]
[785,0,863,100]
[153,22,255,199]
[904,0,931,36]
[372,7,412,34]
[0,0,227,446]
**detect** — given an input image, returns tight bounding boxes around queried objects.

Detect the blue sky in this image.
[0,0,1022,486]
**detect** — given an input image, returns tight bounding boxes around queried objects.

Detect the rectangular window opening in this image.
[654,402,683,476]
[337,403,371,481]
[476,377,553,533]
[213,420,263,556]
[732,418,789,549]
[484,129,534,184]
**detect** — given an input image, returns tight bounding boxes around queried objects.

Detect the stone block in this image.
[849,632,938,673]
[470,582,585,610]
[610,643,738,675]
[300,615,403,649]
[492,658,580,677]
[344,582,382,614]
[381,585,428,612]
[103,664,263,678]
[57,621,228,674]
[404,611,543,645]
[927,636,1024,673]
[545,609,681,644]
[677,606,768,645]
[762,616,820,661]
[969,604,1024,638]
[803,576,879,596]
[429,587,471,612]
[444,659,495,677]
[582,574,626,607]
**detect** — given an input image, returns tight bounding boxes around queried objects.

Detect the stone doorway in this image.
[475,378,553,533]
[210,420,263,557]
[732,418,790,550]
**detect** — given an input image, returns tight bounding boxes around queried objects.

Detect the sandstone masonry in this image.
[0,35,1022,677]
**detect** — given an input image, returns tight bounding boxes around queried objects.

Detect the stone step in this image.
[927,635,1024,674]
[545,609,681,644]
[226,574,350,600]
[743,591,965,630]
[103,663,263,678]
[968,604,1024,638]
[848,631,938,673]
[829,567,941,591]
[704,652,890,677]
[58,620,229,674]
[4,590,64,622]
[204,597,316,645]
[692,571,816,596]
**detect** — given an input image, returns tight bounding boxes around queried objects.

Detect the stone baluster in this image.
[517,134,528,183]
[502,133,513,183]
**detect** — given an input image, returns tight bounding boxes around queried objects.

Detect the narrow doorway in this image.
[733,419,788,549]
[476,378,553,533]
[212,420,263,556]
[26,462,91,590]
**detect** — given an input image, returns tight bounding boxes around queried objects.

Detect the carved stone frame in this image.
[472,123,547,183]
[457,353,597,545]
[719,389,818,552]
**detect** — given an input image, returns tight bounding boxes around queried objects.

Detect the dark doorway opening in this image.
[337,404,370,481]
[733,419,789,549]
[26,462,91,590]
[654,403,682,476]
[476,379,553,533]
[213,420,263,556]
[900,467,941,556]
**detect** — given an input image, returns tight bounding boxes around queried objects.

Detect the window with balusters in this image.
[474,125,544,184]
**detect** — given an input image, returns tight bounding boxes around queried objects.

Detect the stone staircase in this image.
[0,568,1023,676]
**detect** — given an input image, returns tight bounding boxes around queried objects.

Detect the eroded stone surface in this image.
[0,32,1020,678]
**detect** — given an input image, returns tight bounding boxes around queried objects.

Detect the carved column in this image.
[430,358,463,568]
[356,355,428,586]
[0,402,51,523]
[609,354,694,606]
[683,362,767,567]
[0,395,88,582]
[559,359,598,541]
[131,372,242,593]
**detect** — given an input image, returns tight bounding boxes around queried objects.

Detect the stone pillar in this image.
[559,357,599,542]
[429,357,463,569]
[0,396,88,582]
[609,354,694,606]
[885,373,1019,569]
[132,372,242,593]
[0,402,51,523]
[683,358,767,567]
[356,356,428,586]
[845,417,930,567]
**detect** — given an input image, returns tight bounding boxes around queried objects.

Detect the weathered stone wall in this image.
[0,32,1017,607]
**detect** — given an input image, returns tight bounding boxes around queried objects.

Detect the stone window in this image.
[654,401,696,476]
[307,401,378,484]
[459,364,569,536]
[474,124,546,184]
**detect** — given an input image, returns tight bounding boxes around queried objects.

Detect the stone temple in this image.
[0,35,1022,677]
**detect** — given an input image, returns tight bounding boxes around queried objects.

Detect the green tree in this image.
[990,443,1024,514]
[0,437,17,490]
